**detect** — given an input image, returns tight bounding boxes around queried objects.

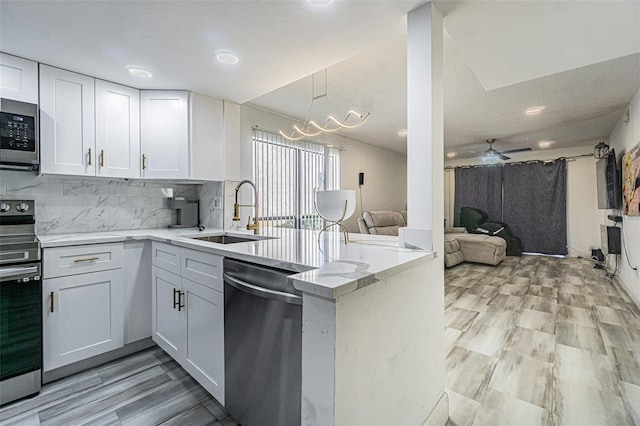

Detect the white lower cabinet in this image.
[43,269,124,371]
[181,277,225,403]
[151,266,184,360]
[151,242,225,404]
[43,243,126,372]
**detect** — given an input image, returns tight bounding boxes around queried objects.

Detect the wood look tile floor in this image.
[0,349,238,426]
[3,255,639,426]
[445,256,640,426]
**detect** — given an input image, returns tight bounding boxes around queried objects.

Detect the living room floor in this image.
[445,255,640,426]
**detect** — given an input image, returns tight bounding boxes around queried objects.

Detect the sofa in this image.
[357,210,407,235]
[358,211,507,267]
[445,227,507,267]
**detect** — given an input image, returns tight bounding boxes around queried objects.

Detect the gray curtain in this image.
[454,165,503,222]
[502,160,567,255]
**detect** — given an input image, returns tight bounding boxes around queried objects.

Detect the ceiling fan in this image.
[482,139,531,162]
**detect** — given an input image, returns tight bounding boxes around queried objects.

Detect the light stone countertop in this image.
[38,227,434,299]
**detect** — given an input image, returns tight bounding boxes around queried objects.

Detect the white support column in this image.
[400,2,444,255]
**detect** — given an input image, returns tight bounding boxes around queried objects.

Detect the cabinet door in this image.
[43,269,124,371]
[190,93,224,181]
[151,266,184,359]
[0,53,38,104]
[123,241,151,344]
[95,80,140,179]
[40,65,95,176]
[181,278,225,404]
[140,90,189,179]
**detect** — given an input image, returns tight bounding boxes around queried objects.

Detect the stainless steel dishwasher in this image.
[223,258,302,426]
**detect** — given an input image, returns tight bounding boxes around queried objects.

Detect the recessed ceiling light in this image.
[326,144,334,148]
[446,152,456,158]
[398,129,408,137]
[307,0,335,7]
[538,140,555,148]
[214,50,239,65]
[526,106,546,115]
[127,67,153,78]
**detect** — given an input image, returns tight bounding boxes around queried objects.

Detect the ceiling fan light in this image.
[482,154,499,163]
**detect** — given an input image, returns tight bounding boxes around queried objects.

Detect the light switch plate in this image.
[214,197,222,209]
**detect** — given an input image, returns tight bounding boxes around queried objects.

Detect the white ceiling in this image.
[1,1,640,159]
[0,0,423,103]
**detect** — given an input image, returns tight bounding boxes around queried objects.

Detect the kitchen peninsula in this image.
[38,227,444,426]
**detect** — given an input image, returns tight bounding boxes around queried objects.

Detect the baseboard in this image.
[422,392,449,426]
[43,338,156,384]
[614,275,640,311]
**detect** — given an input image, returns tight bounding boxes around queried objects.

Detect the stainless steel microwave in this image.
[0,98,39,171]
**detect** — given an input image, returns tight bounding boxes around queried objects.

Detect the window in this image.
[253,128,340,230]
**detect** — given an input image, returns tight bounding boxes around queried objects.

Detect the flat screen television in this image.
[596,150,621,209]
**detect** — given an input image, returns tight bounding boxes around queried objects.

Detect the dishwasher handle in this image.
[223,273,302,305]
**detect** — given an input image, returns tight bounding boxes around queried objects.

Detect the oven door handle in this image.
[0,265,40,282]
[223,273,302,305]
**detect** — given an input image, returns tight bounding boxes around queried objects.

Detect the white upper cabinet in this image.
[95,80,140,178]
[190,92,224,181]
[140,90,189,179]
[141,90,224,180]
[0,53,38,104]
[39,65,96,176]
[40,65,141,178]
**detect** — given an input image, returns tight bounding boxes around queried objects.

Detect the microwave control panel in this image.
[0,112,36,152]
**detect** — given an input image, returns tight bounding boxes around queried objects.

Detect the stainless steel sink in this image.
[188,234,274,244]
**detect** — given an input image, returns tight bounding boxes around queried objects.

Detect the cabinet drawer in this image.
[181,248,223,292]
[152,242,181,275]
[44,243,123,278]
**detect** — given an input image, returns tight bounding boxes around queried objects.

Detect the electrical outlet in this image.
[214,197,222,210]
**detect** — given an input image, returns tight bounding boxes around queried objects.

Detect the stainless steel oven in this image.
[0,199,42,405]
[0,98,39,171]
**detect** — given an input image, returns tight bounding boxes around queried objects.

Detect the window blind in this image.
[253,128,340,230]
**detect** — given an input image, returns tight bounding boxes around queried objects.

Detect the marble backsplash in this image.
[196,181,224,230]
[0,170,223,235]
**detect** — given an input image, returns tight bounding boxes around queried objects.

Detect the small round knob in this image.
[16,202,29,212]
[0,202,10,212]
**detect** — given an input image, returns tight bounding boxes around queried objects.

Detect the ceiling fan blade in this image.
[500,147,532,154]
[498,153,510,161]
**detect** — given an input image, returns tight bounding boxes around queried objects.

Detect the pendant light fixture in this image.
[279,70,370,141]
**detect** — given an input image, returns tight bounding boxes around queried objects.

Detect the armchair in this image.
[459,207,523,256]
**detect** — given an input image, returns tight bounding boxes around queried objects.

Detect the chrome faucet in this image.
[233,179,259,234]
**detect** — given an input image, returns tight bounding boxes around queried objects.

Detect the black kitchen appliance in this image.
[0,98,39,171]
[0,199,42,405]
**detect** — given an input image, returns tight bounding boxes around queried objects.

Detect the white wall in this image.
[238,105,407,233]
[608,87,640,308]
[444,145,602,257]
[334,259,443,425]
